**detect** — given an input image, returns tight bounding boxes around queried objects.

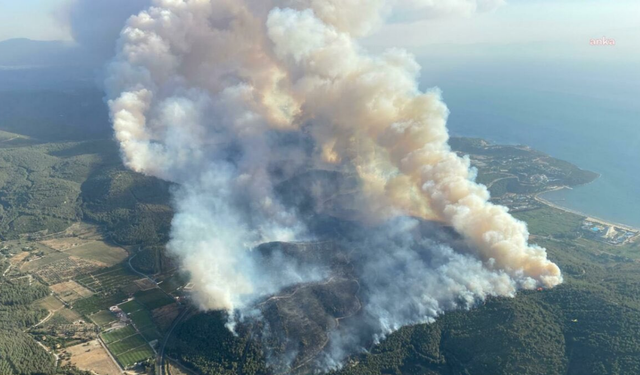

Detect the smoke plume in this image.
[106,0,561,368]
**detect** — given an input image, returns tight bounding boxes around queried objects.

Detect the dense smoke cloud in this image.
[106,0,560,369]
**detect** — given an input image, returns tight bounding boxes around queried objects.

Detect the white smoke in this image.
[106,0,561,368]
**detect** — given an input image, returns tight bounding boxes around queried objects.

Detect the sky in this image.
[0,0,638,59]
[0,0,71,41]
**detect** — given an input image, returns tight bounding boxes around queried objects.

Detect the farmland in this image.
[66,241,128,267]
[62,340,122,375]
[101,326,137,344]
[50,280,93,303]
[72,291,128,316]
[75,264,140,294]
[101,326,155,368]
[115,344,156,369]
[135,288,175,310]
[88,310,117,328]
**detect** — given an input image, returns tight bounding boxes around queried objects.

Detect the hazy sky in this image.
[0,0,638,50]
[373,0,639,45]
[0,0,71,41]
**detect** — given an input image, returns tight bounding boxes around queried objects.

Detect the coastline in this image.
[535,187,640,232]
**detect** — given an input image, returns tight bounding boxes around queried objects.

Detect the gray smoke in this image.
[104,0,561,370]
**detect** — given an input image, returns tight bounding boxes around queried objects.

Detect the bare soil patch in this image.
[51,280,94,303]
[62,339,122,375]
[134,278,156,291]
[10,251,31,264]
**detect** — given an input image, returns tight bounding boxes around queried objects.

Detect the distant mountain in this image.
[0,38,91,67]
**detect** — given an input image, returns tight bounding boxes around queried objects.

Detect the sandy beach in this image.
[535,187,640,233]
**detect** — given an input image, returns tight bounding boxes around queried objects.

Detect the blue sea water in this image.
[419,59,640,228]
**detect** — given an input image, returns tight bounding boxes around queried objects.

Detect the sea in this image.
[419,58,640,228]
[3,57,639,228]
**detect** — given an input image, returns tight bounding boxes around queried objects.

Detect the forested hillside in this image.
[164,206,640,375]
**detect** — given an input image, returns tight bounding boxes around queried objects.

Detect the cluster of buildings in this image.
[581,220,638,245]
[493,193,540,212]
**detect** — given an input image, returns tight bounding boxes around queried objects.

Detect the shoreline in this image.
[535,187,640,232]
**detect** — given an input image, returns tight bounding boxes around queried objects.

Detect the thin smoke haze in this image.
[104,0,562,369]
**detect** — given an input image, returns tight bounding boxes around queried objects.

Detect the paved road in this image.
[156,307,190,375]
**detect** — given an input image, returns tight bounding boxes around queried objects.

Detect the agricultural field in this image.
[130,310,155,330]
[89,310,117,328]
[134,288,175,310]
[50,280,93,303]
[101,326,137,344]
[62,339,122,375]
[37,295,64,311]
[66,241,128,267]
[150,303,181,332]
[139,325,163,342]
[118,297,165,341]
[20,251,69,272]
[115,344,155,369]
[75,264,140,294]
[134,277,157,291]
[20,250,103,285]
[55,307,83,323]
[72,291,128,316]
[119,299,143,314]
[101,326,155,369]
[109,334,148,355]
[158,272,189,295]
[39,223,103,251]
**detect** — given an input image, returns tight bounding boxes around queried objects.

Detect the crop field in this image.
[108,334,148,355]
[140,326,162,342]
[134,278,157,291]
[50,280,93,303]
[73,291,127,315]
[119,300,143,314]
[101,325,137,344]
[20,250,103,285]
[119,298,164,341]
[130,309,155,329]
[134,288,175,310]
[66,241,128,267]
[158,272,189,295]
[151,303,181,332]
[102,325,155,369]
[75,265,139,293]
[63,340,121,375]
[37,295,64,311]
[56,307,82,323]
[20,251,69,272]
[114,344,155,369]
[89,310,117,327]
